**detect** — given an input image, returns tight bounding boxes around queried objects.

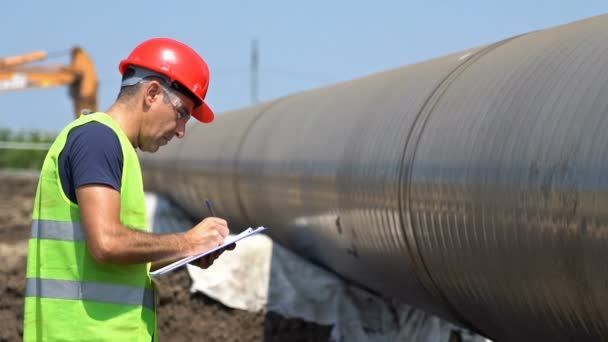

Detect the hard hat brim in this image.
[193,101,214,123]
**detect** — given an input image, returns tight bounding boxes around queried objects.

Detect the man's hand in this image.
[184,217,230,255]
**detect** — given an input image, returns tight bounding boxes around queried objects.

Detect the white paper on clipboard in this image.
[150,226,267,277]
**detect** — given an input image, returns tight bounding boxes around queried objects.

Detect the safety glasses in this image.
[160,83,192,123]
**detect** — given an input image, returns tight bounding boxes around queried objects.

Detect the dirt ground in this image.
[0,171,331,342]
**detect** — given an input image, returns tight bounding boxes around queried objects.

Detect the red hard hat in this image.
[119,38,214,123]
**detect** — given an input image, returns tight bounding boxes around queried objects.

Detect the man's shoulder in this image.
[69,121,119,141]
[65,121,123,160]
[59,120,125,200]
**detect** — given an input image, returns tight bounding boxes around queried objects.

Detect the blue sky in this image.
[1,1,608,133]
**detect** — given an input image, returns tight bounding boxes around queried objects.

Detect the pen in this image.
[205,199,216,217]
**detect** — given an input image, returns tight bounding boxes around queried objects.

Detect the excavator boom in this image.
[0,50,47,69]
[0,47,98,118]
[0,66,77,90]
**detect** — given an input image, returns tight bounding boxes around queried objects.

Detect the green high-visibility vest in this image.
[23,113,157,341]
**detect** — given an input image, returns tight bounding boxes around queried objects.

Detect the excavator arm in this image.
[0,47,98,118]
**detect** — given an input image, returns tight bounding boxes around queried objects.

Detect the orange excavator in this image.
[0,47,98,118]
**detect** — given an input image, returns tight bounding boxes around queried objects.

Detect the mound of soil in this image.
[0,171,331,342]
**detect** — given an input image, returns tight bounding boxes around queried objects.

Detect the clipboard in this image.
[150,226,267,277]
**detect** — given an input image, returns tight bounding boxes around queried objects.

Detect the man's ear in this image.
[143,81,162,108]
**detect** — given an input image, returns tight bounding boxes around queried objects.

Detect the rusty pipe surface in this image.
[140,15,608,341]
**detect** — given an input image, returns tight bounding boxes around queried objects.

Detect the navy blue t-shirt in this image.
[59,122,123,203]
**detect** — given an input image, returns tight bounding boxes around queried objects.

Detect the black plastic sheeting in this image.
[141,14,608,341]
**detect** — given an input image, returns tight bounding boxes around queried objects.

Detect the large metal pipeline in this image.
[140,14,608,341]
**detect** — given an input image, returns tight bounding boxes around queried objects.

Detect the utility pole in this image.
[251,38,258,104]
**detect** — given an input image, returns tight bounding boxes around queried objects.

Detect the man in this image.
[23,38,231,341]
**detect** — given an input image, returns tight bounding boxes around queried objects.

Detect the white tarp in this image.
[146,193,490,342]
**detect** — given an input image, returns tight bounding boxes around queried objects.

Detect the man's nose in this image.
[175,120,186,138]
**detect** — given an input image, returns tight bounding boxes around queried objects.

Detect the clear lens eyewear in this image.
[160,84,192,123]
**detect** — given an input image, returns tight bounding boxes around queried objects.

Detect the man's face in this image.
[138,82,195,153]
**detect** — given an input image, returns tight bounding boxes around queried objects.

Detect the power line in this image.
[46,49,72,59]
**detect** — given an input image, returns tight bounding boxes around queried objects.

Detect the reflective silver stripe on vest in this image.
[26,278,155,311]
[31,219,85,241]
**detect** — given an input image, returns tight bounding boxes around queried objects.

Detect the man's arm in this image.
[76,184,229,265]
